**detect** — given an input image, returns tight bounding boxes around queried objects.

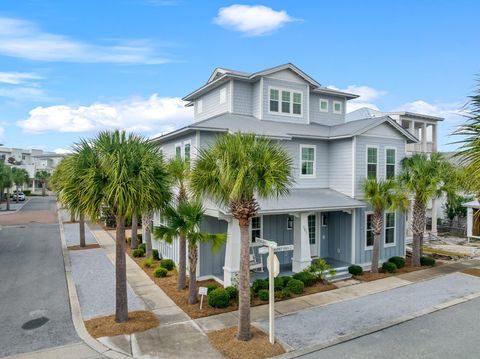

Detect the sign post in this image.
[198,286,208,310]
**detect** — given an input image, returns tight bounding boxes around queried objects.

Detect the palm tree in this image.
[35,170,51,196]
[190,132,292,341]
[399,153,454,266]
[142,210,154,257]
[130,210,139,249]
[168,158,191,290]
[12,168,29,203]
[154,201,226,304]
[80,130,170,322]
[363,178,409,272]
[0,165,13,211]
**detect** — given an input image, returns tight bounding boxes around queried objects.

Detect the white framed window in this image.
[184,141,191,162]
[219,87,226,104]
[384,212,396,247]
[319,99,329,112]
[293,92,302,115]
[251,216,262,242]
[197,99,203,114]
[175,143,182,159]
[281,90,291,113]
[287,215,294,230]
[269,87,302,117]
[300,145,316,177]
[308,214,316,244]
[385,147,396,179]
[365,212,374,249]
[333,101,343,114]
[269,88,279,112]
[366,146,378,180]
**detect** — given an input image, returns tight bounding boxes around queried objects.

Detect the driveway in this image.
[0,196,80,357]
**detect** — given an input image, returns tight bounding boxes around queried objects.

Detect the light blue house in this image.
[152,63,418,286]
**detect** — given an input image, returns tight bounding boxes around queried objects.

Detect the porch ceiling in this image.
[256,188,365,214]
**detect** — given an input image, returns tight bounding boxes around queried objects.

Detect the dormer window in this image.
[320,99,329,112]
[333,101,343,114]
[269,87,302,116]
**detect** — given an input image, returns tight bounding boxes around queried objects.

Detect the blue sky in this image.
[0,0,479,152]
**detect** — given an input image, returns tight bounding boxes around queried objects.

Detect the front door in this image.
[308,214,318,257]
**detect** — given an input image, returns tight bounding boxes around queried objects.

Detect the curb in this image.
[0,198,31,215]
[57,205,132,359]
[275,289,480,358]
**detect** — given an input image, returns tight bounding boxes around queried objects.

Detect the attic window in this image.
[333,101,342,114]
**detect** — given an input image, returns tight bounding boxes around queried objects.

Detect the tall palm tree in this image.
[190,132,292,341]
[142,210,154,257]
[399,153,454,266]
[35,170,51,196]
[154,201,226,304]
[363,178,409,272]
[168,158,190,290]
[80,131,170,322]
[130,210,139,249]
[12,168,29,203]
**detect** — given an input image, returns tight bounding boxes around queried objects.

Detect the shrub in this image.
[258,289,269,301]
[152,249,160,261]
[138,243,146,252]
[348,264,363,276]
[287,278,304,294]
[252,279,268,293]
[306,259,336,283]
[293,271,316,287]
[23,190,31,196]
[132,248,145,257]
[382,262,397,273]
[153,267,168,278]
[225,286,238,301]
[420,256,436,267]
[143,257,154,268]
[208,288,230,308]
[389,256,406,269]
[274,277,286,290]
[275,287,291,300]
[280,276,292,286]
[159,259,175,271]
[207,284,218,294]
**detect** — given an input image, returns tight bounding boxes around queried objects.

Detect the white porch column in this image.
[422,122,427,152]
[408,120,415,135]
[223,217,241,286]
[292,213,311,272]
[467,207,473,239]
[431,198,438,236]
[432,124,438,152]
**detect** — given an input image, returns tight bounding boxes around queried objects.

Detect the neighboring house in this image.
[347,107,444,240]
[152,63,418,286]
[0,147,64,192]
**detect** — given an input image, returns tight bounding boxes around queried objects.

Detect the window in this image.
[269,89,279,112]
[386,148,396,179]
[175,144,181,159]
[308,214,316,244]
[197,99,203,114]
[281,91,290,113]
[287,215,294,230]
[251,217,262,242]
[367,146,378,179]
[333,101,343,114]
[219,87,226,104]
[319,99,329,112]
[184,143,191,162]
[300,145,315,177]
[366,213,374,249]
[385,212,396,246]
[293,92,302,115]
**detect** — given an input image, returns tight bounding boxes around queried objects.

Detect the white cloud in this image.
[214,5,296,36]
[0,87,49,101]
[0,17,169,64]
[0,72,42,85]
[328,85,387,113]
[17,94,193,135]
[54,148,72,154]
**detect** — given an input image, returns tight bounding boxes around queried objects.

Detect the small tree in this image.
[12,168,29,203]
[35,170,51,196]
[0,164,12,210]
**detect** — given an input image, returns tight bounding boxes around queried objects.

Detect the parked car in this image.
[13,192,25,201]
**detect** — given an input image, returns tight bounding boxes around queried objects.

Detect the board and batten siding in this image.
[262,214,294,265]
[326,211,352,264]
[232,80,253,115]
[328,138,353,196]
[309,93,345,126]
[194,83,230,122]
[199,216,228,278]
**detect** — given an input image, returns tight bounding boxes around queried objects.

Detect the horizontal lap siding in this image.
[263,214,294,265]
[309,93,345,126]
[328,139,353,196]
[195,83,230,122]
[233,81,253,115]
[199,216,228,277]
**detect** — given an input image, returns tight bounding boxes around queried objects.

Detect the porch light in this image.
[287,215,294,230]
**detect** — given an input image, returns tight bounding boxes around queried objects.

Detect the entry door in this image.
[308,214,319,257]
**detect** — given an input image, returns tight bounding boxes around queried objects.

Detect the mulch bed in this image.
[84,310,159,338]
[354,258,442,282]
[462,268,480,277]
[68,244,101,250]
[208,326,285,359]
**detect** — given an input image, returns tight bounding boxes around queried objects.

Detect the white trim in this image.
[219,85,227,105]
[268,86,303,118]
[333,100,343,114]
[299,144,316,178]
[384,211,396,247]
[319,98,329,113]
[197,99,203,114]
[351,209,356,263]
[385,146,397,179]
[365,211,374,250]
[259,77,264,120]
[366,145,379,180]
[305,84,310,124]
[352,137,356,197]
[229,80,233,113]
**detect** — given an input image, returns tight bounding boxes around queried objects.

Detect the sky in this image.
[0,0,479,153]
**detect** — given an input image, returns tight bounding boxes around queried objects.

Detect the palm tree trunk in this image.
[187,241,198,304]
[412,199,426,266]
[115,214,128,322]
[178,234,187,290]
[42,181,46,196]
[143,211,153,258]
[15,186,19,203]
[237,219,251,341]
[130,211,138,249]
[79,212,86,247]
[371,210,383,273]
[6,188,10,211]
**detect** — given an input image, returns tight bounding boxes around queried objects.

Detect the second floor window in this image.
[386,148,396,179]
[270,89,279,112]
[367,146,378,179]
[269,87,302,116]
[300,145,315,177]
[320,99,328,112]
[184,143,191,162]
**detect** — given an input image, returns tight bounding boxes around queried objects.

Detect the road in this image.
[302,296,480,359]
[0,197,80,357]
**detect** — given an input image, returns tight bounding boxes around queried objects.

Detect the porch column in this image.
[431,198,438,236]
[223,217,241,286]
[432,124,438,152]
[422,123,427,152]
[467,207,473,239]
[292,213,311,272]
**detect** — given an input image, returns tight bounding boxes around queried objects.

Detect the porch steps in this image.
[328,266,352,282]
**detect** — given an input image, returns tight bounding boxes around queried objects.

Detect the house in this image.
[151,63,418,286]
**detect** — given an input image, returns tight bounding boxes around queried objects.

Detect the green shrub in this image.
[274,277,286,290]
[252,279,268,293]
[138,243,146,252]
[348,264,363,276]
[132,248,145,257]
[153,266,168,278]
[275,287,291,300]
[280,276,292,286]
[208,288,230,308]
[420,256,436,267]
[159,259,175,271]
[143,257,154,268]
[389,256,406,269]
[152,249,160,261]
[382,262,397,273]
[207,284,218,294]
[225,286,238,301]
[306,259,336,282]
[258,289,269,301]
[137,233,143,243]
[287,278,304,294]
[23,190,31,196]
[293,271,316,287]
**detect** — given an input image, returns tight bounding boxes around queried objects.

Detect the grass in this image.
[84,310,159,338]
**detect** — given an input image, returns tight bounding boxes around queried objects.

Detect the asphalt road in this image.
[302,296,480,359]
[0,197,80,357]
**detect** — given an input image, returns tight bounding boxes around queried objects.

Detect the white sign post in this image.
[199,286,208,310]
